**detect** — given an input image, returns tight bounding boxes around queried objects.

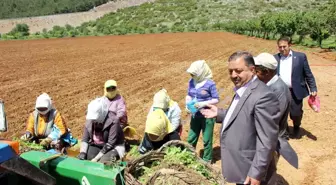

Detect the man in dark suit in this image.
[201,51,281,185]
[274,36,317,137]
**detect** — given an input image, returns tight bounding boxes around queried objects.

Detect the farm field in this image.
[0,32,336,184]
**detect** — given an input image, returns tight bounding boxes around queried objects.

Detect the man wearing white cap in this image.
[254,53,299,173]
[254,53,291,139]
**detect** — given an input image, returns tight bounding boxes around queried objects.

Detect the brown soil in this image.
[0,32,335,184]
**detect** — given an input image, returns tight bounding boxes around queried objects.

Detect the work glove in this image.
[101,143,113,154]
[77,152,87,160]
[194,102,208,109]
[20,132,33,141]
[91,152,104,162]
[185,107,191,114]
[39,137,53,148]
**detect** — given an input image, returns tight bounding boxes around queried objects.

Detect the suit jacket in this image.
[274,50,317,100]
[269,77,291,138]
[269,77,298,169]
[216,78,281,184]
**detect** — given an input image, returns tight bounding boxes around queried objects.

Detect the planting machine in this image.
[0,100,127,185]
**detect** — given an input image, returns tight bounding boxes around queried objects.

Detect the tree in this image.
[305,11,330,47]
[260,13,276,39]
[325,0,336,37]
[9,24,30,37]
[295,12,310,44]
[274,12,297,37]
[65,24,74,31]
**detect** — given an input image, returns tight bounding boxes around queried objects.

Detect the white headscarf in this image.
[86,97,108,124]
[187,60,213,83]
[35,93,53,115]
[152,89,171,109]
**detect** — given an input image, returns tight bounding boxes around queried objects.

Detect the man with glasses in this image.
[201,51,280,185]
[274,36,317,138]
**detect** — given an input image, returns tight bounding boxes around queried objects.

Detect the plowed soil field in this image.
[0,32,335,184]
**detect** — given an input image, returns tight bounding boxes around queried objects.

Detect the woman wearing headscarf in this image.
[186,60,219,163]
[102,80,128,129]
[78,97,125,163]
[20,93,76,149]
[147,89,182,135]
[138,108,180,154]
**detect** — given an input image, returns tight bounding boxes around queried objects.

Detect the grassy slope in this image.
[2,0,334,48]
[0,0,110,19]
[89,0,326,32]
[75,0,333,47]
[72,0,324,35]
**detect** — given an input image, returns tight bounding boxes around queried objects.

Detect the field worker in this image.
[103,80,128,129]
[20,93,76,149]
[185,60,219,163]
[147,88,182,135]
[78,97,125,163]
[138,108,180,154]
[254,53,298,180]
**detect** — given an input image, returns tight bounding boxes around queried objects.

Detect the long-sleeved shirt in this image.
[103,95,127,128]
[187,79,219,102]
[82,111,124,149]
[222,76,257,132]
[26,110,67,139]
[147,100,181,131]
[279,50,293,88]
[186,79,219,117]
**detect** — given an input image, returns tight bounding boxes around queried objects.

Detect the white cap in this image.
[254,53,278,70]
[35,93,52,108]
[35,93,53,115]
[86,97,108,123]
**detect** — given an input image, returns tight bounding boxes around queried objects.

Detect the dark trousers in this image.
[289,89,303,128]
[139,131,181,154]
[86,145,118,163]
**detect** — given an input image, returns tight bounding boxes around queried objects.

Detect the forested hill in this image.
[0,0,110,19]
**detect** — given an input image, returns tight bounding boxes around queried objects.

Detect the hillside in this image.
[0,0,111,19]
[0,0,156,34]
[1,0,334,49]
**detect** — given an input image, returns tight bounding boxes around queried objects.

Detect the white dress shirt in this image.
[266,75,279,86]
[222,76,257,132]
[279,50,293,88]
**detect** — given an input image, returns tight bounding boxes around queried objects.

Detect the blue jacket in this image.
[274,51,317,100]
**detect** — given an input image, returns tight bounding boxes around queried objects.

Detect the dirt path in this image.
[0,32,335,184]
[0,0,155,34]
[274,60,336,185]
